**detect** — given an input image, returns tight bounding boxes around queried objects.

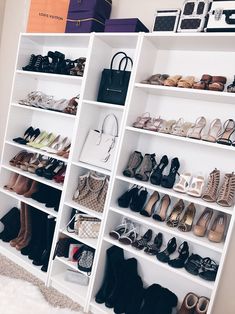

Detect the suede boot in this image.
[41,216,56,272]
[156,287,178,314]
[140,284,162,314]
[10,202,26,247]
[32,211,47,265]
[15,204,32,250]
[0,207,20,242]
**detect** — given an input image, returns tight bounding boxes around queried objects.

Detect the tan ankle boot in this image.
[24,180,39,198]
[217,173,235,207]
[4,173,19,190]
[15,204,32,250]
[202,169,220,202]
[178,293,198,314]
[195,297,210,314]
[11,175,32,195]
[10,202,26,247]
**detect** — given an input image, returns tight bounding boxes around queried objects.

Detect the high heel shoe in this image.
[216,172,235,207]
[109,218,129,240]
[178,203,196,232]
[4,173,19,190]
[117,185,139,208]
[144,233,163,255]
[156,237,177,263]
[23,180,39,198]
[166,199,185,227]
[217,119,235,146]
[208,213,227,243]
[129,187,148,212]
[187,175,205,198]
[168,241,189,268]
[18,153,34,170]
[202,168,220,203]
[119,221,138,245]
[161,157,180,189]
[11,175,32,195]
[33,133,56,149]
[27,131,48,147]
[40,135,61,152]
[152,194,171,222]
[187,116,206,140]
[53,165,67,183]
[28,156,48,174]
[132,229,153,250]
[123,151,143,178]
[150,155,169,186]
[193,208,213,237]
[132,113,151,129]
[13,126,34,144]
[56,143,71,157]
[9,150,27,167]
[173,172,192,193]
[35,158,53,177]
[140,191,159,217]
[44,160,64,180]
[135,153,156,181]
[201,119,222,143]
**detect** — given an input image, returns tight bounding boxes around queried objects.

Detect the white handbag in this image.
[207,1,235,32]
[80,114,119,170]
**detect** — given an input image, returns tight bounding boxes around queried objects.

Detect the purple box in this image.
[68,0,112,20]
[104,18,149,33]
[66,12,105,33]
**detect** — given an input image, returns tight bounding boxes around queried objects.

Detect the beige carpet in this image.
[0,253,85,313]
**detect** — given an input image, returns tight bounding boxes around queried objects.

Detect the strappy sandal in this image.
[187,176,205,198]
[144,233,163,255]
[9,150,27,167]
[227,75,235,93]
[177,76,195,88]
[168,241,189,268]
[217,119,235,146]
[187,116,206,140]
[208,76,227,92]
[164,75,182,87]
[158,120,176,134]
[202,168,220,203]
[185,253,203,275]
[156,237,177,263]
[216,172,235,207]
[193,74,212,90]
[132,229,153,250]
[201,118,222,143]
[141,74,161,84]
[132,113,151,129]
[109,218,129,240]
[178,203,196,232]
[171,119,194,137]
[166,199,185,227]
[173,172,192,193]
[199,257,218,281]
[119,221,139,245]
[143,117,163,132]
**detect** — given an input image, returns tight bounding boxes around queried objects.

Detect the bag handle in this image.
[110,51,127,71]
[87,173,107,193]
[119,56,133,72]
[100,114,119,137]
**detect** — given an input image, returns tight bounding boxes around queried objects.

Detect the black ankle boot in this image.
[22,54,37,71]
[0,207,20,242]
[95,246,124,305]
[41,217,56,272]
[140,284,162,314]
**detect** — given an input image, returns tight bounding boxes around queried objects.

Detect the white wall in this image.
[0,1,233,313]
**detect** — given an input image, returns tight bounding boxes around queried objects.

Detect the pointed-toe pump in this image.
[193,207,213,237]
[166,199,185,227]
[140,191,159,217]
[208,213,227,243]
[161,157,180,189]
[156,237,177,263]
[178,203,196,232]
[150,155,169,186]
[152,194,171,222]
[168,241,189,268]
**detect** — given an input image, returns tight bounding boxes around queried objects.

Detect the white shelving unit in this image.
[0,32,234,314]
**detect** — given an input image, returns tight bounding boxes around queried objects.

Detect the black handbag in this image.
[97,51,133,106]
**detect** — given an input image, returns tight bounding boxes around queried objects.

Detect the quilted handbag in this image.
[73,171,109,213]
[79,114,119,171]
[53,237,78,259]
[76,215,101,238]
[77,245,95,274]
[97,51,133,105]
[153,9,181,32]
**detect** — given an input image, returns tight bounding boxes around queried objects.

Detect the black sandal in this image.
[217,119,235,146]
[150,155,169,186]
[156,237,177,263]
[132,229,153,250]
[184,253,203,275]
[161,157,180,189]
[168,241,189,269]
[144,233,163,255]
[129,188,148,212]
[199,257,218,281]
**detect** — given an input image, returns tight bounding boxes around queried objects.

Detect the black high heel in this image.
[161,157,180,188]
[156,237,177,263]
[150,155,169,185]
[20,128,40,145]
[168,241,189,268]
[22,54,37,71]
[33,55,44,72]
[13,126,34,144]
[117,185,139,208]
[43,161,64,180]
[132,229,153,250]
[129,187,148,212]
[144,232,163,255]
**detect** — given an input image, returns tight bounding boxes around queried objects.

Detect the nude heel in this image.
[193,208,213,237]
[208,213,227,243]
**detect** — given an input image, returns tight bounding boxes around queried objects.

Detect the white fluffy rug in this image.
[0,275,83,314]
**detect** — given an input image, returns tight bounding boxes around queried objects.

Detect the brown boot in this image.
[202,169,220,202]
[10,202,26,247]
[217,173,235,207]
[178,293,198,314]
[4,173,19,190]
[194,297,210,314]
[11,175,32,195]
[15,204,32,250]
[24,180,39,198]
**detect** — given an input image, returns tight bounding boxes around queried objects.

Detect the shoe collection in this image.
[174,168,235,207]
[0,203,55,272]
[141,73,228,92]
[4,173,61,211]
[133,114,235,146]
[13,126,71,159]
[123,151,180,188]
[9,151,66,184]
[109,218,219,282]
[95,246,178,314]
[19,91,79,115]
[118,186,227,243]
[179,292,210,314]
[22,51,86,76]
